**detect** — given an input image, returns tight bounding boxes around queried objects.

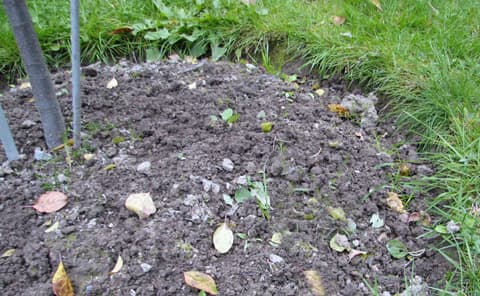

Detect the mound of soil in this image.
[0,59,449,295]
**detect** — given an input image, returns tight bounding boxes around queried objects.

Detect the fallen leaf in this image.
[111,27,133,34]
[386,192,406,213]
[19,81,31,89]
[261,122,273,133]
[109,255,123,274]
[303,270,325,296]
[184,271,218,295]
[327,206,347,221]
[125,193,156,219]
[104,164,117,170]
[51,139,74,152]
[399,163,411,176]
[315,88,325,96]
[348,249,367,261]
[52,260,74,296]
[83,153,95,161]
[332,15,346,25]
[270,232,283,247]
[328,104,350,118]
[369,213,384,228]
[386,239,408,259]
[188,81,197,89]
[45,221,60,233]
[213,223,234,254]
[369,0,382,11]
[33,192,68,213]
[1,248,16,258]
[106,77,118,89]
[329,233,350,252]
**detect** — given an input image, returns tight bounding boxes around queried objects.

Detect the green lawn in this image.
[1,0,479,294]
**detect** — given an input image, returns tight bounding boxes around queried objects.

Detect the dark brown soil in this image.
[0,59,449,295]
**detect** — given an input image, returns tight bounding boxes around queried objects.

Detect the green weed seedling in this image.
[220,108,240,125]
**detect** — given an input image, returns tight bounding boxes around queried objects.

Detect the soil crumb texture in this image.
[0,59,449,295]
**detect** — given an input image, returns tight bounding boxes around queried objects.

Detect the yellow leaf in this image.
[52,260,74,296]
[184,271,218,295]
[328,104,350,118]
[109,255,123,274]
[104,164,117,171]
[386,192,406,213]
[315,88,325,96]
[304,270,325,296]
[51,139,74,152]
[332,15,346,25]
[1,248,16,258]
[369,0,382,10]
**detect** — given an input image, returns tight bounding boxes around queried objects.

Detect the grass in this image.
[1,0,479,293]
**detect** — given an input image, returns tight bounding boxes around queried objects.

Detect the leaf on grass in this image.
[45,221,60,233]
[33,192,68,213]
[1,248,16,258]
[386,239,408,259]
[369,0,382,11]
[303,270,325,296]
[369,213,384,228]
[213,223,234,254]
[125,193,156,219]
[328,104,350,118]
[106,77,118,89]
[332,16,346,25]
[109,255,123,274]
[52,260,74,296]
[184,271,218,295]
[327,206,347,221]
[329,233,350,252]
[386,192,406,213]
[111,27,133,34]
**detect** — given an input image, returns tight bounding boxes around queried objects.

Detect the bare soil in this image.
[0,59,449,295]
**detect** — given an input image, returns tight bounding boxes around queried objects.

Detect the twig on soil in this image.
[176,59,207,75]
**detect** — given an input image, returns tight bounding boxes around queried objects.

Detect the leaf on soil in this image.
[109,255,123,274]
[83,153,95,161]
[329,233,350,252]
[221,108,233,121]
[234,187,252,203]
[125,193,156,219]
[315,88,325,96]
[332,15,346,25]
[369,213,384,228]
[184,271,218,295]
[270,232,283,247]
[256,110,266,119]
[45,221,60,233]
[369,0,382,11]
[188,82,197,90]
[261,122,273,133]
[106,77,118,89]
[223,194,234,206]
[348,249,367,261]
[52,260,74,296]
[33,192,68,213]
[386,192,406,213]
[104,164,117,171]
[213,223,234,254]
[51,139,74,152]
[386,239,408,259]
[1,248,16,258]
[303,270,325,296]
[327,206,347,221]
[328,104,350,118]
[399,163,411,176]
[19,81,31,90]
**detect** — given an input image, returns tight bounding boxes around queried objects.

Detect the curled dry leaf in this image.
[125,193,156,219]
[348,249,367,261]
[386,192,406,214]
[106,77,118,89]
[109,255,123,274]
[33,192,68,213]
[52,260,74,296]
[303,270,325,296]
[184,271,218,295]
[213,223,234,254]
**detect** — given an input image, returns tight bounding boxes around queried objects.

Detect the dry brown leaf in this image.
[33,192,68,213]
[328,104,350,118]
[332,15,346,25]
[52,260,74,296]
[386,192,406,214]
[111,27,133,35]
[303,270,325,296]
[109,255,123,274]
[184,271,218,295]
[369,0,382,10]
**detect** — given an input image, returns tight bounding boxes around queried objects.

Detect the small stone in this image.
[234,175,248,186]
[57,173,69,183]
[140,263,152,273]
[446,220,460,233]
[21,119,36,128]
[222,158,234,171]
[202,179,212,192]
[211,182,220,194]
[34,147,53,161]
[269,254,284,264]
[136,161,151,173]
